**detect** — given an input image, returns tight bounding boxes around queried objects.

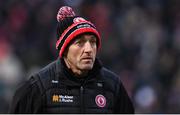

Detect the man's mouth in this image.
[81,57,93,61]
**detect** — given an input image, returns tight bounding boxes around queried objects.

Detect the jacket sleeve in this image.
[8,77,43,113]
[114,79,135,113]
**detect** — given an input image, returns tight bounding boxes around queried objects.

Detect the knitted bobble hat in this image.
[56,6,101,58]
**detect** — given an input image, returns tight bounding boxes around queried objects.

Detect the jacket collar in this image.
[55,57,103,86]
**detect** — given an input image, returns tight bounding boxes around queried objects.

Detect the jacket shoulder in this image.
[38,60,57,77]
[100,67,122,92]
[30,60,59,92]
[101,67,120,82]
[9,76,41,113]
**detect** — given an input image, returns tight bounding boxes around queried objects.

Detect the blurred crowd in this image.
[0,0,180,113]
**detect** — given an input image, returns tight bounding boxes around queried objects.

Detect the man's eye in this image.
[90,40,96,45]
[75,40,84,46]
[91,40,96,44]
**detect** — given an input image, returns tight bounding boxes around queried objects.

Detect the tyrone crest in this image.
[73,17,86,23]
[95,94,106,108]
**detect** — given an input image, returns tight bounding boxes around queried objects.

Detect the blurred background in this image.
[0,0,180,113]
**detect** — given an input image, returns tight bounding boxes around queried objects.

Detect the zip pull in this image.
[80,86,84,113]
[80,86,84,91]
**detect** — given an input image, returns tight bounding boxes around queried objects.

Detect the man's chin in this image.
[81,64,93,70]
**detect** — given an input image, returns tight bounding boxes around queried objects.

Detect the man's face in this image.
[65,34,97,72]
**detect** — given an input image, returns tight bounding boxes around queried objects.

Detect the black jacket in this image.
[9,58,134,113]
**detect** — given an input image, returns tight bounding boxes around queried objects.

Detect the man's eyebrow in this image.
[90,34,96,38]
[75,38,83,42]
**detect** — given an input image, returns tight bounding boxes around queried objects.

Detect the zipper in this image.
[80,86,84,113]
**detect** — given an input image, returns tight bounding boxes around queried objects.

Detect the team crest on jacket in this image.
[95,94,106,108]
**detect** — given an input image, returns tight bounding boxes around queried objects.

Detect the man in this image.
[9,6,134,113]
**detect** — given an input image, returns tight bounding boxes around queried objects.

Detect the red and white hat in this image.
[56,6,101,58]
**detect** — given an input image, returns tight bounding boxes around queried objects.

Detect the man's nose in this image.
[84,41,93,52]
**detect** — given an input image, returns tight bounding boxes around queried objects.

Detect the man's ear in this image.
[63,39,73,58]
[63,47,68,58]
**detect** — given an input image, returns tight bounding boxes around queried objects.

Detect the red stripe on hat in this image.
[56,21,95,49]
[59,27,101,58]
